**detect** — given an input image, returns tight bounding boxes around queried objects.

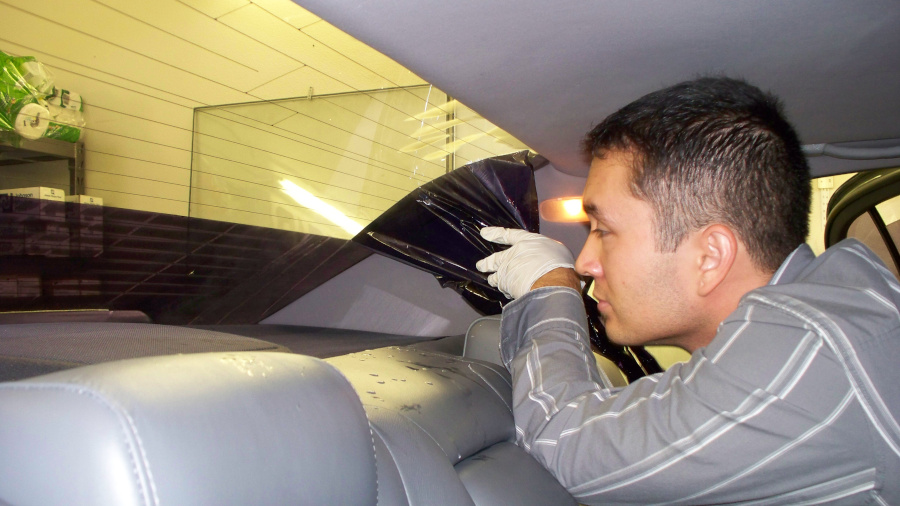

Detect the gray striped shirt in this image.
[500,239,900,504]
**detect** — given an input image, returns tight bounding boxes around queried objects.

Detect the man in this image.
[476,77,900,504]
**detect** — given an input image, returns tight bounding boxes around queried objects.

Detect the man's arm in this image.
[479,227,869,504]
[501,288,866,504]
[530,267,581,292]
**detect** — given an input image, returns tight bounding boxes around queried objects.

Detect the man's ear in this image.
[695,224,738,297]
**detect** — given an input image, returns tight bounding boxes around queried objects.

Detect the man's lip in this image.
[595,298,611,311]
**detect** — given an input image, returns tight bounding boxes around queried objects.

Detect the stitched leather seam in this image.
[0,382,159,505]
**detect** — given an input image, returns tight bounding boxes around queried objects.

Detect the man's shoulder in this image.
[706,240,900,392]
[798,239,890,281]
[768,239,895,296]
[736,239,900,337]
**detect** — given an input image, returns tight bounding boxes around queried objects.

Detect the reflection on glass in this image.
[190,86,529,239]
[280,180,363,236]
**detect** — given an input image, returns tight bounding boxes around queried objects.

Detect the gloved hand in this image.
[476,226,575,299]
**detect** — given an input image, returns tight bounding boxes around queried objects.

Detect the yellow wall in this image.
[807,173,858,255]
[0,0,425,217]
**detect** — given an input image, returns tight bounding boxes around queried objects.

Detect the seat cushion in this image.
[328,345,578,505]
[456,442,576,505]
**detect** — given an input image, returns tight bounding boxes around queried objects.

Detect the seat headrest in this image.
[0,352,377,506]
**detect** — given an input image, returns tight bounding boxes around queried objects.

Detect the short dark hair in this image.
[583,77,810,272]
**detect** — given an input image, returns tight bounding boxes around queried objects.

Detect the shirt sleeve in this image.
[499,286,869,505]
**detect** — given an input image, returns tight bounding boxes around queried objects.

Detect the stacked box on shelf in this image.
[0,194,23,255]
[0,275,40,300]
[0,187,69,257]
[65,195,103,257]
[47,277,101,296]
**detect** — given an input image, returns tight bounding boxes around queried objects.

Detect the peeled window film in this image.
[353,151,538,315]
[353,151,661,381]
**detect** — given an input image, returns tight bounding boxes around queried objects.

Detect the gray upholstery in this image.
[368,407,477,506]
[457,442,576,505]
[327,347,513,464]
[370,421,414,506]
[462,316,502,365]
[0,322,290,381]
[0,324,580,505]
[327,346,577,505]
[0,310,152,324]
[0,352,377,506]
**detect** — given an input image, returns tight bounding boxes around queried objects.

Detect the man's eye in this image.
[591,228,608,238]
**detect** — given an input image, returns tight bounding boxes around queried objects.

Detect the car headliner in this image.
[294,0,900,178]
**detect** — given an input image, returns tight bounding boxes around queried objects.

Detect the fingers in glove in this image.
[475,253,496,273]
[480,226,537,245]
[486,272,512,299]
[476,248,511,273]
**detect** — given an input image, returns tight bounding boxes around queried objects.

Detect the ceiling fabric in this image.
[295,0,900,177]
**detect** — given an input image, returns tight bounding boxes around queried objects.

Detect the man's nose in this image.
[575,241,602,279]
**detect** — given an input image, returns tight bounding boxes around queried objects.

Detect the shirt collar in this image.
[767,243,816,286]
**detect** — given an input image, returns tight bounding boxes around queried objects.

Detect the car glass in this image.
[847,211,899,277]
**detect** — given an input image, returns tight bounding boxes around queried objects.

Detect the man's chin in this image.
[604,328,627,346]
[602,317,653,347]
[606,329,648,348]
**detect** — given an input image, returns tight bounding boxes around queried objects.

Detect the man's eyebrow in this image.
[583,202,601,218]
[583,202,617,226]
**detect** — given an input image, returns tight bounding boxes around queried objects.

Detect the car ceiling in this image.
[294,0,900,178]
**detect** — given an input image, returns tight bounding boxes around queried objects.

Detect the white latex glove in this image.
[476,226,575,299]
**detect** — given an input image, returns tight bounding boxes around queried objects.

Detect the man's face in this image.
[576,151,697,348]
